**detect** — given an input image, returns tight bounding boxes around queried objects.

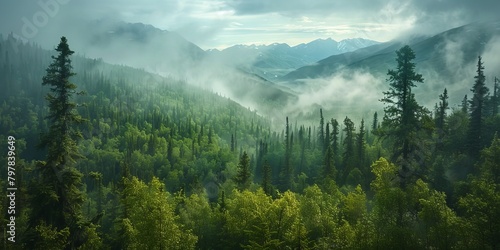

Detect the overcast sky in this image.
[1,0,499,50]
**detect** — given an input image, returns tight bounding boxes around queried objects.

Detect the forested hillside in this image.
[1,34,500,249]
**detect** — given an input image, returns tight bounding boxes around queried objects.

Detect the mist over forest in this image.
[1,1,500,249]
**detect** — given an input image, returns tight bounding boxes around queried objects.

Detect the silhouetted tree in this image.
[436,88,449,150]
[319,109,325,153]
[356,119,366,168]
[235,151,251,190]
[380,45,426,187]
[281,117,293,190]
[468,56,489,159]
[331,118,340,165]
[372,112,378,133]
[492,77,499,116]
[323,145,336,181]
[27,36,91,249]
[342,116,355,183]
[461,95,468,113]
[261,160,272,195]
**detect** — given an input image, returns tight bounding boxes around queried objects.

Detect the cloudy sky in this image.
[0,0,499,49]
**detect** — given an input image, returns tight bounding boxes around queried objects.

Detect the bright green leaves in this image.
[457,136,500,249]
[224,189,306,249]
[370,157,398,191]
[33,222,70,250]
[370,158,460,249]
[119,176,197,249]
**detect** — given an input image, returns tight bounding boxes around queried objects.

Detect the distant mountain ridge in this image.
[78,20,205,75]
[47,19,297,114]
[279,20,500,106]
[206,38,379,79]
[282,20,500,82]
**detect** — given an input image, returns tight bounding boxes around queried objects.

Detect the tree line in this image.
[0,36,499,249]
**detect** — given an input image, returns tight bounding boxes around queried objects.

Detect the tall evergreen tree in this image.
[235,151,251,190]
[461,95,468,113]
[27,37,92,249]
[261,160,272,195]
[323,145,336,181]
[372,112,378,133]
[325,122,330,155]
[342,116,355,183]
[319,109,325,153]
[468,56,489,159]
[380,45,425,187]
[436,88,449,150]
[356,119,366,168]
[298,126,306,174]
[281,117,293,190]
[255,140,268,181]
[331,118,340,164]
[493,77,499,116]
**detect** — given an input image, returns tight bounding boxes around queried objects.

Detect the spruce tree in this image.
[468,56,489,159]
[319,108,325,153]
[380,45,426,187]
[331,118,340,164]
[281,117,293,190]
[325,122,330,154]
[436,88,449,150]
[342,116,355,183]
[493,77,499,116]
[27,36,90,249]
[356,119,366,168]
[372,112,378,132]
[261,160,272,195]
[323,145,336,180]
[461,95,468,113]
[235,151,251,190]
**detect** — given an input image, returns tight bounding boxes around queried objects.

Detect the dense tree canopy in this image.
[0,36,499,249]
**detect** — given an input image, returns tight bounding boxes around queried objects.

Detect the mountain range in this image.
[282,21,500,81]
[33,19,500,117]
[279,20,500,107]
[72,20,378,81]
[206,38,379,79]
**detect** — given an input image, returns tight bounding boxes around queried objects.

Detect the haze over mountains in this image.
[66,20,379,80]
[5,19,499,121]
[206,38,379,79]
[40,19,380,119]
[278,20,500,114]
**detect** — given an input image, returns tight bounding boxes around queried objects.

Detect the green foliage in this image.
[40,36,85,165]
[418,187,459,249]
[323,145,336,181]
[468,56,489,159]
[235,151,251,190]
[380,45,428,186]
[342,116,355,183]
[458,177,500,249]
[118,176,197,249]
[2,33,500,249]
[261,160,273,195]
[457,135,500,249]
[479,133,500,182]
[25,37,93,250]
[33,222,70,250]
[178,193,216,249]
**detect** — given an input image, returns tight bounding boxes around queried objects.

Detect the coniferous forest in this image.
[1,32,500,250]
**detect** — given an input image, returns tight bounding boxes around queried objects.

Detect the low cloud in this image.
[481,35,500,79]
[284,70,384,121]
